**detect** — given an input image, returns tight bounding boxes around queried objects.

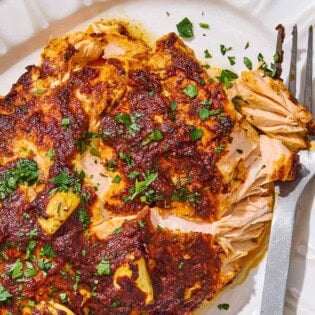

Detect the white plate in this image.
[0,1,314,314]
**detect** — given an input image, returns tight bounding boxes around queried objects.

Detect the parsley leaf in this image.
[217,69,238,88]
[142,129,163,146]
[40,244,55,258]
[46,149,55,161]
[220,44,232,56]
[218,303,230,310]
[112,175,121,184]
[243,56,253,70]
[96,258,111,276]
[0,159,39,200]
[24,262,37,278]
[0,285,12,302]
[115,113,141,137]
[61,117,70,130]
[10,259,23,279]
[228,56,236,66]
[106,160,117,171]
[118,152,133,168]
[130,172,158,200]
[204,49,212,58]
[199,22,210,29]
[189,128,203,141]
[183,84,198,98]
[214,144,225,154]
[176,17,194,38]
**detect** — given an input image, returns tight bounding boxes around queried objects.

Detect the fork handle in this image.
[260,172,312,315]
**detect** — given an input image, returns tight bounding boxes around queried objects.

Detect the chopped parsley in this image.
[204,49,212,58]
[25,240,36,260]
[38,258,52,276]
[0,159,39,200]
[183,84,198,98]
[114,113,141,137]
[127,171,139,179]
[106,160,117,171]
[228,56,236,66]
[96,258,111,276]
[178,261,184,270]
[142,129,163,146]
[199,22,210,29]
[138,220,145,228]
[49,170,84,195]
[78,207,90,229]
[214,144,225,154]
[24,262,37,278]
[243,56,253,70]
[129,171,158,201]
[31,89,46,94]
[59,292,68,303]
[218,303,230,310]
[112,175,121,184]
[217,69,238,88]
[40,244,56,258]
[176,17,194,38]
[118,152,133,168]
[10,259,23,279]
[257,53,277,78]
[0,285,12,302]
[199,107,222,121]
[46,149,55,160]
[220,44,232,56]
[61,117,70,130]
[244,41,249,49]
[112,226,123,235]
[189,128,203,141]
[110,298,121,308]
[147,90,155,97]
[170,101,177,111]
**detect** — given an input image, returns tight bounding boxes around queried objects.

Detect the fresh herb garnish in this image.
[112,226,123,235]
[183,84,198,98]
[0,159,39,200]
[46,149,55,161]
[228,56,236,66]
[10,259,23,279]
[24,262,37,278]
[178,261,184,270]
[244,41,249,49]
[218,303,230,310]
[147,90,155,97]
[61,117,70,130]
[112,175,121,184]
[110,298,121,308]
[96,258,111,276]
[118,152,133,168]
[25,240,36,260]
[78,207,90,229]
[217,69,238,88]
[40,244,55,258]
[220,44,232,56]
[106,160,117,171]
[128,171,139,179]
[189,128,203,141]
[204,49,212,58]
[138,220,145,228]
[176,17,194,38]
[0,285,12,302]
[31,89,46,94]
[142,129,163,146]
[50,170,84,195]
[114,113,141,137]
[214,144,225,154]
[243,56,253,70]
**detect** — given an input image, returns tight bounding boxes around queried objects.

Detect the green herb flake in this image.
[90,147,101,157]
[130,172,158,200]
[257,52,264,62]
[189,128,203,141]
[110,298,121,308]
[59,292,68,303]
[138,220,146,228]
[127,171,139,179]
[218,303,230,310]
[147,90,155,97]
[0,285,12,302]
[204,49,212,58]
[170,101,177,111]
[46,149,55,161]
[199,22,210,29]
[176,17,194,38]
[178,261,184,270]
[243,56,253,70]
[220,44,232,56]
[28,300,35,307]
[82,249,87,257]
[199,107,211,121]
[244,41,250,49]
[78,207,90,229]
[106,160,117,171]
[112,175,121,184]
[10,259,23,279]
[24,262,37,278]
[228,56,236,66]
[273,53,280,62]
[25,240,36,260]
[96,258,111,276]
[40,244,56,258]
[114,113,131,125]
[142,129,163,146]
[112,226,123,235]
[183,84,198,98]
[203,64,210,69]
[217,69,238,89]
[214,144,225,154]
[115,113,141,137]
[0,159,39,200]
[118,152,133,168]
[61,117,70,130]
[166,11,170,16]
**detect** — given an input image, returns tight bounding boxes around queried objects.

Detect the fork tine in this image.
[275,26,284,78]
[288,25,298,97]
[303,25,313,113]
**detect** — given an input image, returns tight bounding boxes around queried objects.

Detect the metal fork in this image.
[260,25,315,315]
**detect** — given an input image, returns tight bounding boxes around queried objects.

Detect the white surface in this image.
[0,0,314,314]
